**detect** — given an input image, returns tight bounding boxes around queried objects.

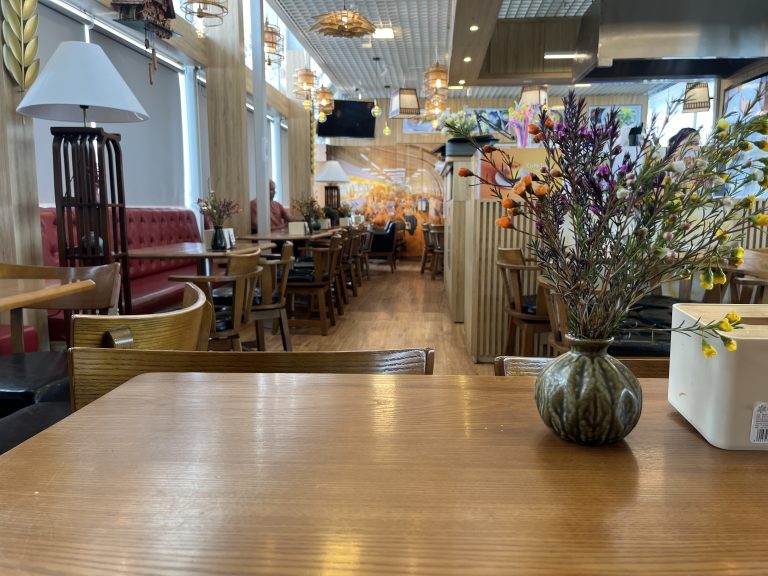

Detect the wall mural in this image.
[332,144,443,258]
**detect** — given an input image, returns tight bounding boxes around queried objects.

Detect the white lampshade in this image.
[683,82,711,112]
[16,41,149,123]
[316,160,349,183]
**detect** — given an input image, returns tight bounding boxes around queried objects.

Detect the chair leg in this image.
[505,318,517,356]
[317,289,329,336]
[388,254,395,273]
[348,265,359,296]
[420,248,428,274]
[255,319,266,351]
[278,308,292,351]
[431,252,439,280]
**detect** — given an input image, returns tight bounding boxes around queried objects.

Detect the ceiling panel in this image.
[460,81,674,100]
[498,0,593,18]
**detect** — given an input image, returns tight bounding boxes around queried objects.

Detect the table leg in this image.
[10,308,25,353]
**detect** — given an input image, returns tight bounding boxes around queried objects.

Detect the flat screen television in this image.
[317,100,376,138]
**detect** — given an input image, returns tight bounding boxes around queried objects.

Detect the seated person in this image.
[250,180,297,232]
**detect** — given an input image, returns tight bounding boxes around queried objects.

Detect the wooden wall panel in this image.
[204,0,250,235]
[287,100,313,203]
[0,66,48,343]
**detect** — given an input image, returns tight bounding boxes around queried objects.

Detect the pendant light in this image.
[263,18,284,66]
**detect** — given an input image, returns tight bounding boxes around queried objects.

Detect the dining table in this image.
[238,227,340,243]
[0,278,95,352]
[0,372,764,574]
[128,241,276,274]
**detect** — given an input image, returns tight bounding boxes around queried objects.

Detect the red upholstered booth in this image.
[38,206,201,342]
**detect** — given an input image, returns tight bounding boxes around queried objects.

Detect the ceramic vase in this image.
[211,226,227,251]
[534,336,643,445]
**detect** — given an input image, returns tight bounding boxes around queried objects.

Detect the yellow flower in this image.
[753,213,768,227]
[718,318,734,332]
[757,119,768,135]
[699,270,714,290]
[712,269,727,285]
[719,173,730,182]
[732,258,744,267]
[716,118,730,132]
[739,141,754,151]
[724,338,738,352]
[755,140,768,152]
[715,228,728,241]
[702,340,718,358]
[732,246,745,259]
[726,311,741,324]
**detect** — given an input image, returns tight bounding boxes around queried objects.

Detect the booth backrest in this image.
[40,207,201,279]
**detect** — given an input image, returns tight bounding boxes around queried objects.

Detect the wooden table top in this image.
[128,242,275,259]
[0,278,95,313]
[0,373,765,575]
[238,228,340,242]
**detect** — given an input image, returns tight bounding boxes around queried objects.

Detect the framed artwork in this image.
[402,115,439,134]
[588,104,643,129]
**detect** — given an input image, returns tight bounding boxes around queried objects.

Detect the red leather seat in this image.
[39,206,202,338]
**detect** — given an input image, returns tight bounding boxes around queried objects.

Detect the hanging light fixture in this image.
[264,18,284,66]
[519,85,548,107]
[389,87,420,119]
[371,99,381,118]
[683,82,711,112]
[424,62,448,93]
[383,121,391,136]
[180,0,228,31]
[316,86,334,114]
[294,67,317,111]
[425,94,445,117]
[318,110,327,123]
[310,2,376,38]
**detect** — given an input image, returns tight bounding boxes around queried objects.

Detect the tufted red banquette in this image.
[39,207,202,341]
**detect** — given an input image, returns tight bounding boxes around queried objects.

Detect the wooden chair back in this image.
[0,262,120,312]
[540,276,569,355]
[256,242,293,310]
[429,225,444,252]
[494,356,669,379]
[71,283,209,351]
[169,250,261,350]
[497,247,546,318]
[421,222,431,247]
[69,347,436,411]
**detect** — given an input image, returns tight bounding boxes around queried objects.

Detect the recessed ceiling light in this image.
[458,79,466,85]
[448,85,464,90]
[469,24,479,32]
[463,56,472,62]
[574,83,592,88]
[373,27,394,39]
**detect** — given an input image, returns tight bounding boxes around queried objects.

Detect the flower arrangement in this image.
[440,109,480,135]
[451,88,768,356]
[337,203,353,217]
[197,191,241,227]
[292,197,324,222]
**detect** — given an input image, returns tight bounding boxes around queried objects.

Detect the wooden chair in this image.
[497,247,550,356]
[419,222,433,274]
[730,249,768,304]
[69,347,436,411]
[286,236,341,335]
[251,242,294,351]
[359,230,372,280]
[71,283,211,351]
[341,228,363,297]
[170,251,262,351]
[368,222,397,273]
[0,262,122,346]
[493,355,669,379]
[429,225,445,280]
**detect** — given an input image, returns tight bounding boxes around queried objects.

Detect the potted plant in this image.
[338,203,353,227]
[450,88,768,445]
[197,191,241,251]
[440,109,495,156]
[292,197,324,231]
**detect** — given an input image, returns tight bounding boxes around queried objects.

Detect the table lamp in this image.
[16,41,149,313]
[315,160,349,210]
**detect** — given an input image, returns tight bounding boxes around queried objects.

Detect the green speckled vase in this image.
[534,336,643,445]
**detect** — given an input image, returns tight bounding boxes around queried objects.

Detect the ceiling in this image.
[272,0,605,100]
[269,0,740,102]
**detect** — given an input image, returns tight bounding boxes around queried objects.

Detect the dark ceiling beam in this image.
[448,0,502,86]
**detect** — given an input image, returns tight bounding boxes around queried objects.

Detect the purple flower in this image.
[596,164,611,179]
[589,204,601,216]
[535,220,544,232]
[617,163,628,177]
[555,123,566,138]
[613,145,623,155]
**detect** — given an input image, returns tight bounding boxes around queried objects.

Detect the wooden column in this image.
[443,157,471,323]
[0,70,48,346]
[205,0,250,236]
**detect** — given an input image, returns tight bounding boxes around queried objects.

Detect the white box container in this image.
[669,304,768,450]
[319,218,332,230]
[339,217,351,227]
[288,222,308,235]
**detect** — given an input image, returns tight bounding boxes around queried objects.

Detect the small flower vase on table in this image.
[211,226,227,251]
[535,336,642,445]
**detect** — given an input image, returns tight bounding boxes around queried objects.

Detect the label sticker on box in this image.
[750,403,768,443]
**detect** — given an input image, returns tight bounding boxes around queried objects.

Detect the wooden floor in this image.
[248,259,493,375]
